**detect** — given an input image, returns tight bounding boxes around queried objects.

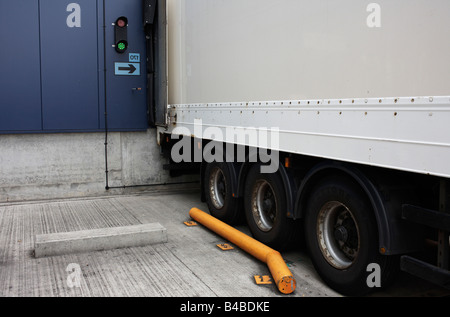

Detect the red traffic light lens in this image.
[116,17,127,28]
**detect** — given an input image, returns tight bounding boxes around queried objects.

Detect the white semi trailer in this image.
[150,0,450,295]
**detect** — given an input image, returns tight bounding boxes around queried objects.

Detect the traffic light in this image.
[114,16,128,53]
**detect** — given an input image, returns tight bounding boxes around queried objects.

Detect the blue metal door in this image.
[0,0,148,133]
[40,0,100,131]
[103,0,148,131]
[0,1,42,132]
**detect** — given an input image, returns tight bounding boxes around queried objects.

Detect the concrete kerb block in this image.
[34,223,168,258]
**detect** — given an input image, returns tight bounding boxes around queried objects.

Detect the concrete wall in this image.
[0,130,188,203]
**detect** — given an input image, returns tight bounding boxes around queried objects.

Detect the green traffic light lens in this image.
[115,40,127,54]
[118,42,126,51]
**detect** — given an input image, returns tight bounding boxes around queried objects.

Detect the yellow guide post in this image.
[189,207,296,294]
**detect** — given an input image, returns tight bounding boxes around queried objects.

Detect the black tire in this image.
[204,162,242,225]
[304,176,399,296]
[244,164,296,251]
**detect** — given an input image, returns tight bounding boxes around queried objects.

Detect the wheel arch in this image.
[294,161,393,255]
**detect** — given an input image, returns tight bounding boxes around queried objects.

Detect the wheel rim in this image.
[209,167,227,209]
[251,180,277,232]
[317,201,360,269]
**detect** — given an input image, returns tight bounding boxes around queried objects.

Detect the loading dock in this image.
[0,186,448,297]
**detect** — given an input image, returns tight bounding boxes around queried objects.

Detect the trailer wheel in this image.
[204,162,242,225]
[244,164,296,250]
[304,177,398,296]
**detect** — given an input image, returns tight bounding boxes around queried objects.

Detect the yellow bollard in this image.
[189,207,296,294]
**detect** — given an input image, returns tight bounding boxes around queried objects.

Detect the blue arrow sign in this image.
[114,62,140,76]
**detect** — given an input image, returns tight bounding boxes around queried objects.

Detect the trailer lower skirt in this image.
[400,256,450,290]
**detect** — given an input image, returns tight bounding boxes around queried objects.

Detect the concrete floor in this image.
[0,185,448,297]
